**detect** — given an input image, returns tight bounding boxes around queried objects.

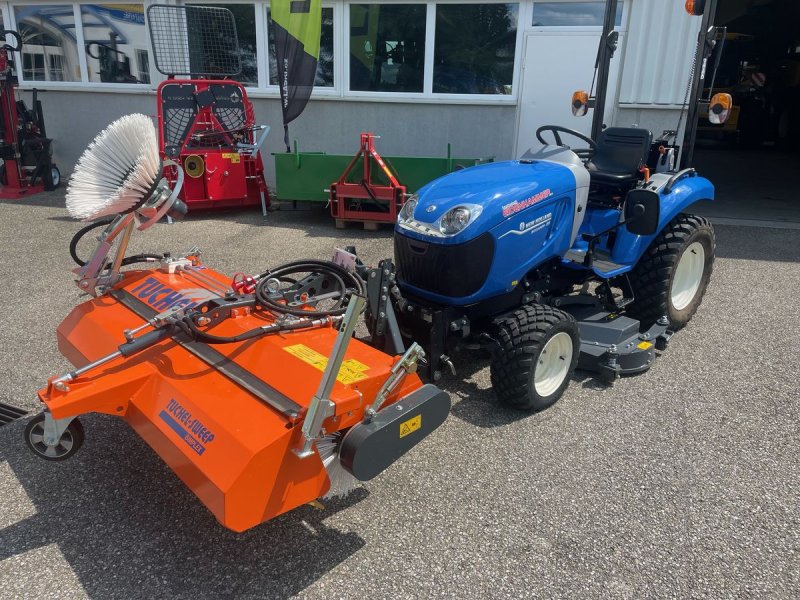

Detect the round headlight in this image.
[398,195,418,224]
[439,206,472,235]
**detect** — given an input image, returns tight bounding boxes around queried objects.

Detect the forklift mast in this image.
[681,0,721,167]
[590,0,621,142]
[588,0,724,167]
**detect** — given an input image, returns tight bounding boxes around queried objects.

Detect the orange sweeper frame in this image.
[27,123,450,533]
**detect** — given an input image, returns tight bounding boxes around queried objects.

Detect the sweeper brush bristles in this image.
[317,432,359,499]
[66,114,161,221]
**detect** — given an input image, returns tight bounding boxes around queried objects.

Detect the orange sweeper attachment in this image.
[27,114,450,532]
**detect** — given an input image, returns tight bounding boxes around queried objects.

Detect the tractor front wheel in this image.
[627,214,715,330]
[490,304,580,411]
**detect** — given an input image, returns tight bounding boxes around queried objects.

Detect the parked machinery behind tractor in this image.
[0,29,60,198]
[148,4,271,215]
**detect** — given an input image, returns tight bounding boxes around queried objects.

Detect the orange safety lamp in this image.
[685,0,706,16]
[571,90,590,117]
[708,92,733,125]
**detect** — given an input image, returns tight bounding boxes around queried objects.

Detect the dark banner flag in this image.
[272,0,322,150]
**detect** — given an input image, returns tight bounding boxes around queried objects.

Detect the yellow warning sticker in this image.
[637,341,653,350]
[399,414,421,438]
[222,152,241,163]
[282,344,369,384]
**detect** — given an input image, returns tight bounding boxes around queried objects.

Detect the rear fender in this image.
[611,175,714,265]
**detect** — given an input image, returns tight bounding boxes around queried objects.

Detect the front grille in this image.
[395,232,494,298]
[0,401,27,427]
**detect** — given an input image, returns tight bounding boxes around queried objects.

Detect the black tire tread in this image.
[490,304,578,410]
[627,213,715,328]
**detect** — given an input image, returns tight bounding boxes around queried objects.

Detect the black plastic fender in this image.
[339,384,451,481]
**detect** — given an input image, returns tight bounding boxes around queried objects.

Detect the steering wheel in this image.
[536,125,597,159]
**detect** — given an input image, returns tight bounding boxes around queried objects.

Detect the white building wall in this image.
[619,0,701,105]
[613,0,702,140]
[35,90,517,187]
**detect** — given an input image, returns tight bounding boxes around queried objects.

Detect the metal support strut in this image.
[365,342,425,419]
[295,295,366,458]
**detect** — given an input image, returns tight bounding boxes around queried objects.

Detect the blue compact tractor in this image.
[352,0,728,410]
[356,126,714,410]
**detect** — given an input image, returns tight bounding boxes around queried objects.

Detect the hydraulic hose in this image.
[178,259,364,346]
[69,216,162,267]
[254,259,366,318]
[183,314,330,345]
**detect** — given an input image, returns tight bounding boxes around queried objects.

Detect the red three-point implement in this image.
[330,133,407,226]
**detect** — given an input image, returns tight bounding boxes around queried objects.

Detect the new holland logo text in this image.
[501,188,553,218]
[130,277,217,312]
[159,399,215,456]
[499,212,553,239]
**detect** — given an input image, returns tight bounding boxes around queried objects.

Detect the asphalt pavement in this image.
[0,192,798,599]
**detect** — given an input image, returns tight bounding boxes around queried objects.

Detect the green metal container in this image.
[273,141,493,203]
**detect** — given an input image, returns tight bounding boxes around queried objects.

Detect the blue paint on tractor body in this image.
[395,157,714,307]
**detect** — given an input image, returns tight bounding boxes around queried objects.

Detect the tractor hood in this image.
[397,159,578,244]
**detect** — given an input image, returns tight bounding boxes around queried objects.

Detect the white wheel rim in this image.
[533,332,573,397]
[671,241,705,311]
[51,167,60,186]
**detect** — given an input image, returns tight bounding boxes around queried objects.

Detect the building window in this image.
[230,4,258,85]
[6,1,521,101]
[349,4,426,93]
[23,53,46,80]
[434,3,518,95]
[136,49,150,84]
[14,4,81,82]
[268,6,335,88]
[81,3,147,84]
[532,2,623,27]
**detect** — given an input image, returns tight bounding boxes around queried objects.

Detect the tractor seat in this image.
[585,127,652,187]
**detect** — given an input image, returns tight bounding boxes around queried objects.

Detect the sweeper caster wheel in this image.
[24,414,84,461]
[490,304,580,411]
[627,214,715,330]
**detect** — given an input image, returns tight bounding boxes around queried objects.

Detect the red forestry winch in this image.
[330,133,407,225]
[147,4,270,215]
[157,79,270,214]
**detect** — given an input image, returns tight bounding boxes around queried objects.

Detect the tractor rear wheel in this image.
[627,214,715,330]
[490,304,580,411]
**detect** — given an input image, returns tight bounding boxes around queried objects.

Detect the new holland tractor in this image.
[357,130,714,411]
[353,0,729,411]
